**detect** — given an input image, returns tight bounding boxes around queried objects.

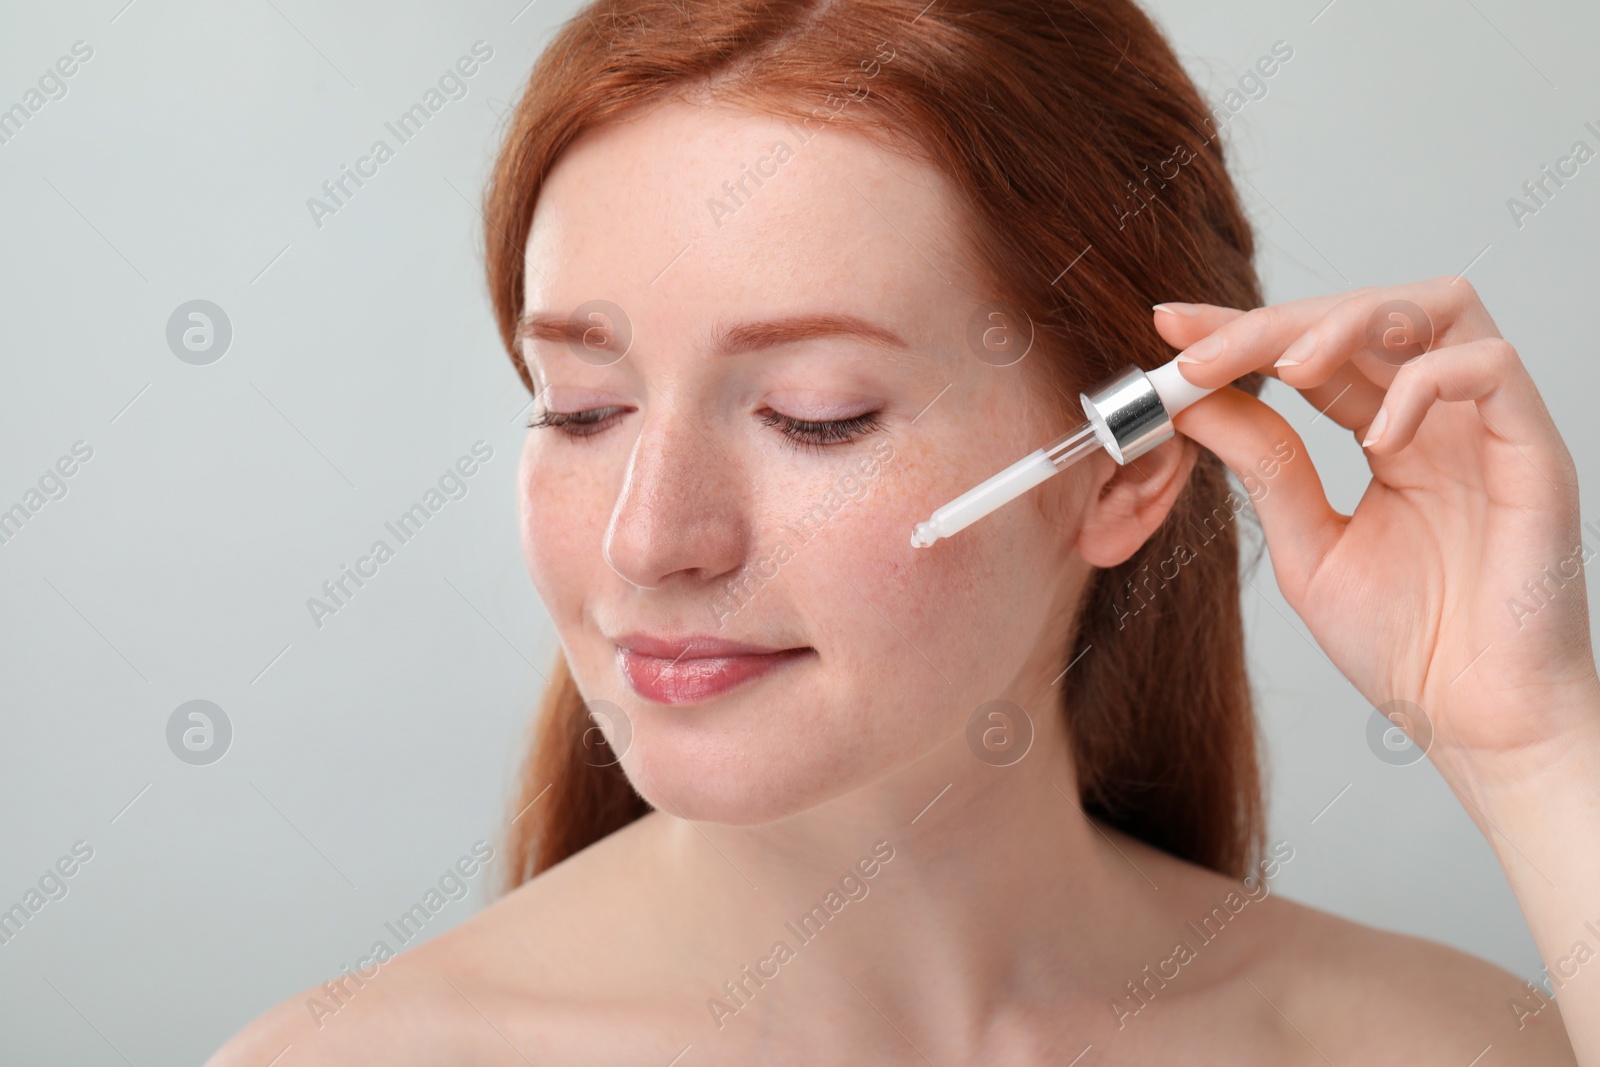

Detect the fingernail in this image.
[1153,302,1203,317]
[1275,331,1316,368]
[1175,334,1224,364]
[1361,407,1388,448]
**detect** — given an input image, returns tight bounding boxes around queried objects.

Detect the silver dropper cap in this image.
[1078,365,1175,465]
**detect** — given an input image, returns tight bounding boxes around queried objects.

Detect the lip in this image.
[613,632,812,705]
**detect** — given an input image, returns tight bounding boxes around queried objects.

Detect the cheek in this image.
[779,449,1050,715]
[826,508,1029,679]
[519,444,607,623]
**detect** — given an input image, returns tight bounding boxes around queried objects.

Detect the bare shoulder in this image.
[201,964,460,1067]
[1262,898,1576,1064]
[1110,834,1575,1065]
[204,817,678,1067]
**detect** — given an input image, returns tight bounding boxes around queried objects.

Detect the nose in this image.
[602,402,751,590]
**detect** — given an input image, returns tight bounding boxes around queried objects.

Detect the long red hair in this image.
[484,0,1267,888]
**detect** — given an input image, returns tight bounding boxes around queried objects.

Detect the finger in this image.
[1360,336,1571,474]
[1152,302,1246,352]
[1153,303,1384,432]
[1170,287,1380,389]
[1172,386,1347,598]
[1154,304,1282,388]
[1284,362,1388,434]
[1175,277,1506,400]
[1271,276,1500,394]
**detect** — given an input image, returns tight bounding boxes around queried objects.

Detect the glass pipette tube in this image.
[910,357,1217,548]
[909,424,1099,548]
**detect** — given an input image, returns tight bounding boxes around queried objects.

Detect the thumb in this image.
[1172,386,1345,600]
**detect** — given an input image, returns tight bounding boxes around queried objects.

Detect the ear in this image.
[1074,437,1198,568]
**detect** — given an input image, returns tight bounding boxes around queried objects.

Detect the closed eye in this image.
[525,405,884,452]
[526,406,625,436]
[760,409,883,453]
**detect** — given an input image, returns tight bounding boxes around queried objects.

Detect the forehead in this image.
[521,99,979,336]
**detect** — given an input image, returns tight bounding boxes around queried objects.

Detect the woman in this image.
[211,0,1599,1061]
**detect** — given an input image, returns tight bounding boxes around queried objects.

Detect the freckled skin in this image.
[206,99,1577,1067]
[517,99,1091,825]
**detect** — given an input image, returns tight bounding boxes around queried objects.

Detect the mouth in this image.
[613,632,814,706]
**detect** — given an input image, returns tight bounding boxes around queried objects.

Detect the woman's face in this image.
[518,99,1093,824]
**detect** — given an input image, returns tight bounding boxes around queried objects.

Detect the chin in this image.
[614,708,889,826]
[619,751,815,825]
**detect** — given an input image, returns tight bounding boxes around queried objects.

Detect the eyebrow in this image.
[516,310,910,358]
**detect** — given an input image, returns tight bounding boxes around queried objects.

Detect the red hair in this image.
[484,0,1268,888]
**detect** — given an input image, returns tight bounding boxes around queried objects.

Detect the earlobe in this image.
[1075,438,1198,568]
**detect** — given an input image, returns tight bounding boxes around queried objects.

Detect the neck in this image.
[650,695,1161,1038]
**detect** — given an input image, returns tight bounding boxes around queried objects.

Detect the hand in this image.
[1154,277,1600,791]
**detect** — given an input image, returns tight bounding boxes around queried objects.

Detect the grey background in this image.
[0,0,1595,1061]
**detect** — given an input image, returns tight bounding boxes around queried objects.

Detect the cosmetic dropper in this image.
[910,358,1217,548]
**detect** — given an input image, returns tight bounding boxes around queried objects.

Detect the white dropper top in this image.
[910,357,1215,549]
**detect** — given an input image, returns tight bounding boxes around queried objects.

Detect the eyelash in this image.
[760,409,883,453]
[526,407,883,451]
[526,407,623,436]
